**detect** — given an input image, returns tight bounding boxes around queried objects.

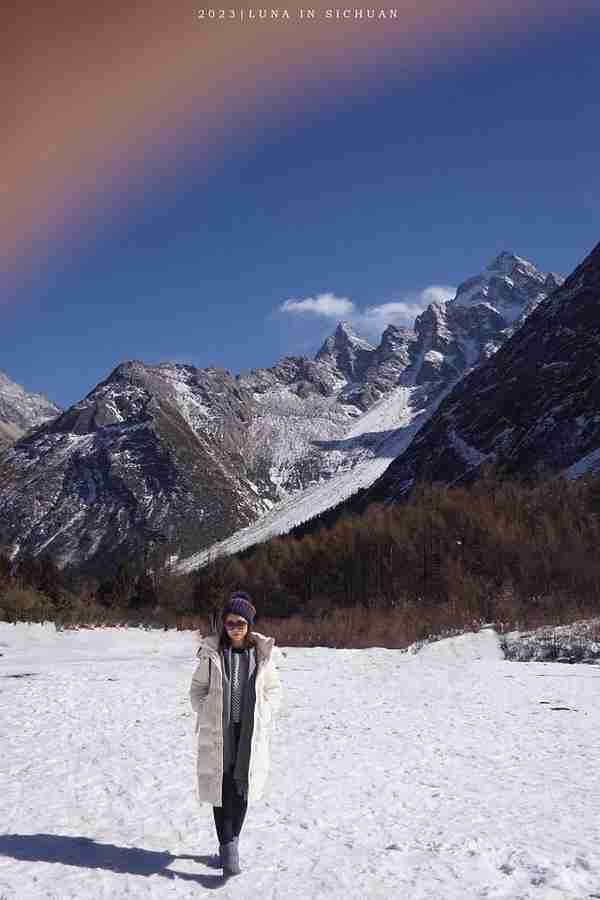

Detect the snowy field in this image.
[1,623,599,899]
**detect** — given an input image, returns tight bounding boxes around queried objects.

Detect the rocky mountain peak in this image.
[544,272,564,292]
[315,320,376,382]
[110,359,147,375]
[363,239,600,502]
[317,320,374,349]
[0,247,571,574]
[337,319,362,336]
[0,370,61,450]
[378,322,415,353]
[450,252,563,325]
[0,371,15,389]
[413,300,451,340]
[485,250,530,275]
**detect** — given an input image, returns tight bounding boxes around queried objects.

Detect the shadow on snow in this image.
[0,833,227,889]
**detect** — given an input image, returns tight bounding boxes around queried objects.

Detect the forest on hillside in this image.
[2,469,600,647]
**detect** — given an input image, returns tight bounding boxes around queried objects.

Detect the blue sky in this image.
[4,15,600,410]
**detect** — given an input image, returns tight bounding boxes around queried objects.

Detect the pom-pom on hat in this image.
[223,591,256,625]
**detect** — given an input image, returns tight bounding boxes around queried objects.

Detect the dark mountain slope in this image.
[365,240,600,501]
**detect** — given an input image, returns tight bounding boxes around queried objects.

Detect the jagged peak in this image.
[448,251,559,326]
[108,360,149,378]
[107,359,194,380]
[336,319,357,335]
[381,322,414,338]
[335,320,374,346]
[0,370,60,409]
[156,360,195,372]
[316,321,375,358]
[415,301,448,324]
[0,370,25,393]
[484,250,532,275]
[546,271,565,288]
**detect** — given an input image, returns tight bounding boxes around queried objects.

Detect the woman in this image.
[190,590,282,876]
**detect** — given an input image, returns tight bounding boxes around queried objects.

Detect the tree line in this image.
[2,469,600,646]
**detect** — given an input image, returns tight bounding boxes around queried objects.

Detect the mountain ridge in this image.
[0,251,566,574]
[0,371,61,451]
[362,239,600,503]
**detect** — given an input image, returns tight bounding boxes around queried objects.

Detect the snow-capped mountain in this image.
[363,240,600,502]
[451,251,562,328]
[0,362,269,572]
[175,253,563,571]
[0,252,562,573]
[0,371,61,451]
[314,320,376,382]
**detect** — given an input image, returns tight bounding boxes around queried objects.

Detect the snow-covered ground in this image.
[1,623,599,899]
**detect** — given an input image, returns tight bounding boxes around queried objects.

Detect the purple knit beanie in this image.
[223,590,256,625]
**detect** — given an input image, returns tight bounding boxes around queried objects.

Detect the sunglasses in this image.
[224,619,247,630]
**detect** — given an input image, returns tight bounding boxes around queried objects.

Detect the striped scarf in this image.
[221,645,256,796]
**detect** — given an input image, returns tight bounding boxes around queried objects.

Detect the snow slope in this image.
[1,624,598,899]
[176,384,432,571]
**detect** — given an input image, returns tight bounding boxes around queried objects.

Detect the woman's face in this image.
[224,615,248,648]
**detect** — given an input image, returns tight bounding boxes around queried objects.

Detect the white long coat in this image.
[190,631,283,806]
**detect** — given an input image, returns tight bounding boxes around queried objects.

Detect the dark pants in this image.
[213,722,248,845]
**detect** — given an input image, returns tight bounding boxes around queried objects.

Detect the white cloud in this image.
[280,292,355,318]
[420,285,457,305]
[277,284,457,346]
[354,301,427,336]
[353,285,456,339]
